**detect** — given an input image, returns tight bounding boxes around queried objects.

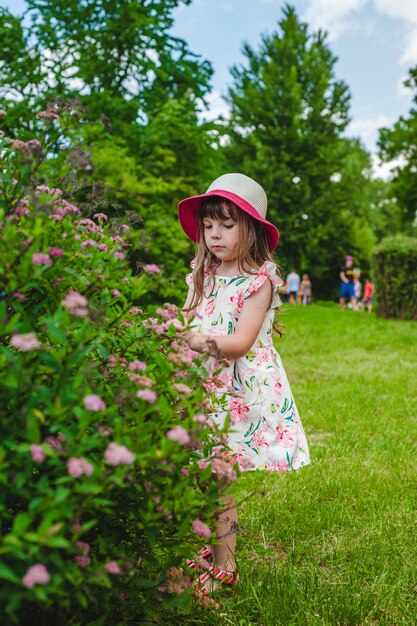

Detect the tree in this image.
[378,68,417,234]
[224,4,374,295]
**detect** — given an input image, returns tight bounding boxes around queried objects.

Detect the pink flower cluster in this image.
[84,394,106,411]
[67,457,94,478]
[128,360,147,371]
[22,563,50,588]
[192,519,212,539]
[172,383,192,396]
[166,426,190,445]
[61,291,88,317]
[48,246,64,258]
[143,263,160,274]
[10,332,41,352]
[136,389,157,403]
[32,252,52,267]
[93,212,108,221]
[105,442,135,466]
[105,561,121,575]
[30,445,45,462]
[37,108,59,120]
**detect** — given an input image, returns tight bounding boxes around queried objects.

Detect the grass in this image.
[179,303,417,625]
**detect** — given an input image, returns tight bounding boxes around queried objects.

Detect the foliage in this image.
[224,5,376,296]
[372,234,417,320]
[0,127,233,623]
[378,67,417,234]
[0,1,224,304]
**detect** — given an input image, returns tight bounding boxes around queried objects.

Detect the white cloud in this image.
[397,75,412,97]
[346,114,394,149]
[302,0,368,41]
[371,153,407,179]
[374,0,417,63]
[198,90,231,122]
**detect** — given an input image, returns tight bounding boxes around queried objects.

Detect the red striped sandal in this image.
[198,566,239,592]
[186,546,213,571]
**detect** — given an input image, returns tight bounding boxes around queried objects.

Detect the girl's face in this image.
[202,215,240,262]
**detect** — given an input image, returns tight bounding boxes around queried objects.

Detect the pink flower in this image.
[192,519,212,539]
[84,394,106,411]
[80,239,98,248]
[76,541,90,554]
[276,424,296,448]
[32,253,52,266]
[67,457,94,478]
[105,442,135,466]
[204,298,215,316]
[172,383,192,396]
[197,459,208,470]
[10,332,41,352]
[166,426,190,445]
[61,291,88,317]
[45,436,61,451]
[229,400,250,423]
[30,445,45,462]
[181,468,190,476]
[129,307,143,314]
[74,555,91,568]
[136,389,157,403]
[48,246,64,258]
[105,561,121,575]
[114,251,125,260]
[230,289,245,315]
[112,289,121,297]
[93,213,108,221]
[0,109,5,117]
[97,243,108,251]
[143,263,160,274]
[22,564,50,588]
[267,459,289,472]
[128,360,147,371]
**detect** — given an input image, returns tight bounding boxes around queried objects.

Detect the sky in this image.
[2,0,416,178]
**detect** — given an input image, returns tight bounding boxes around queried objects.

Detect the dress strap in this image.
[244,261,283,309]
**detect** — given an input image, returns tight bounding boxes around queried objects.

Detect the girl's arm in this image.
[183,280,272,359]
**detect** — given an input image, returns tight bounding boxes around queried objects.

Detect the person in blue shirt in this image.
[286,269,301,304]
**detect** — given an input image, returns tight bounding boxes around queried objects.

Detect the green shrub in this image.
[0,132,233,623]
[372,235,417,320]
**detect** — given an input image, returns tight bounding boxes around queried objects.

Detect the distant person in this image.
[300,274,312,305]
[353,275,362,311]
[286,269,300,304]
[362,279,374,312]
[339,255,355,309]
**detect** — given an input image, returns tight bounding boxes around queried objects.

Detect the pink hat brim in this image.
[178,189,279,251]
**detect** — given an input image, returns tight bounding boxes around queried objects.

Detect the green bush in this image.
[0,132,233,623]
[372,235,417,320]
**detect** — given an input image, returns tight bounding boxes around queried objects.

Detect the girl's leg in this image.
[212,494,238,571]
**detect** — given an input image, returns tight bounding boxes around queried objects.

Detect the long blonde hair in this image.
[185,196,281,315]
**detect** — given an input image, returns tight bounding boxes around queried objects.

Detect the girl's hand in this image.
[182,330,209,353]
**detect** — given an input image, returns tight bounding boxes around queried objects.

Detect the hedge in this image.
[372,235,417,320]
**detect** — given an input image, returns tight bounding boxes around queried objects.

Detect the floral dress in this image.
[186,261,310,472]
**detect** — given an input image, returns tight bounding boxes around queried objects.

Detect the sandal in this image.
[186,546,213,571]
[198,566,239,589]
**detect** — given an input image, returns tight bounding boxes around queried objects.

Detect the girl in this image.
[178,173,310,592]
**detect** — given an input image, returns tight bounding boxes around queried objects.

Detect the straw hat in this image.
[178,173,279,251]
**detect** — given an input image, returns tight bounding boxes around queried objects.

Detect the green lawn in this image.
[184,303,417,625]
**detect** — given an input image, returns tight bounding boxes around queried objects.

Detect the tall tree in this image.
[378,68,417,234]
[225,4,373,294]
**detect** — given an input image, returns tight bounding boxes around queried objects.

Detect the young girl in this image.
[178,173,310,592]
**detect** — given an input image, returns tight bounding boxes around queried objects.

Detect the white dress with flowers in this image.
[186,261,310,472]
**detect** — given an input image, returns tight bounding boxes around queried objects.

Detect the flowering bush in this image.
[0,130,234,622]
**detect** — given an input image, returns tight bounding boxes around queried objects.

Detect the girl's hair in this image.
[185,196,282,332]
